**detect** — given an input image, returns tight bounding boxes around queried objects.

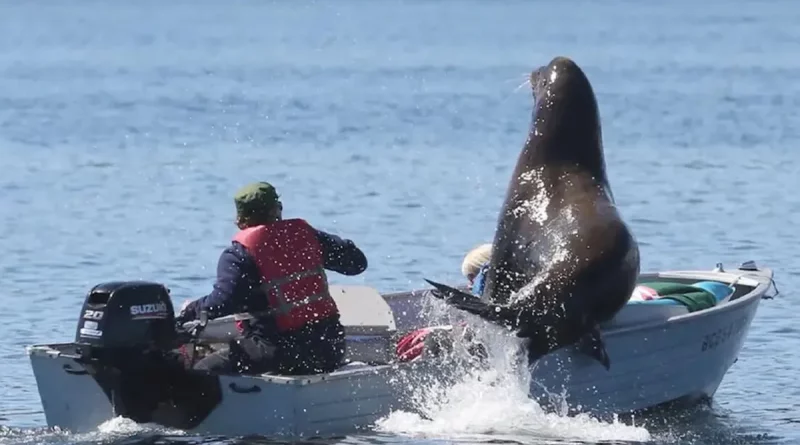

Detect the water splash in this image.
[0,417,186,445]
[511,168,550,226]
[95,416,187,437]
[375,316,651,443]
[508,204,577,307]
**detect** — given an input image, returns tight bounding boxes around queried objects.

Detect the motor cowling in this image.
[75,281,178,352]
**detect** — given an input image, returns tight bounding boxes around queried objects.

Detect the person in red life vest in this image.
[176,181,368,375]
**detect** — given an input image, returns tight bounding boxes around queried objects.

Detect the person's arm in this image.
[178,244,259,321]
[315,230,368,276]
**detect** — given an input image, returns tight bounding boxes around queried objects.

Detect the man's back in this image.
[178,181,368,375]
[180,219,366,375]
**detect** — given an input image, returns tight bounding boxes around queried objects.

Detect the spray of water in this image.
[377,311,651,442]
[94,416,186,437]
[0,418,186,445]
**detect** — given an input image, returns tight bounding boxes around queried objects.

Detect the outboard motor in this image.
[75,281,177,351]
[74,281,222,429]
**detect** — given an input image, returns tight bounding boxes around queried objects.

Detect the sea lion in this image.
[425,56,640,370]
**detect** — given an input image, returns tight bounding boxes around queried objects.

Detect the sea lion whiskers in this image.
[513,75,532,93]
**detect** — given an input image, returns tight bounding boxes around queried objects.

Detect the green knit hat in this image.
[234,182,280,222]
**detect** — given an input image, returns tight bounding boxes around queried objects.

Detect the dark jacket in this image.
[177,227,368,341]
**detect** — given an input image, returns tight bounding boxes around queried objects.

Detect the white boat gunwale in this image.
[379,265,775,336]
[605,267,774,336]
[26,343,397,387]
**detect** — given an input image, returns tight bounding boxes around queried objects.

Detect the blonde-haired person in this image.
[461,243,492,295]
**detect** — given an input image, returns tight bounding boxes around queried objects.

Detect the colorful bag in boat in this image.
[232,219,338,333]
[396,323,488,362]
[396,326,454,362]
[631,281,731,312]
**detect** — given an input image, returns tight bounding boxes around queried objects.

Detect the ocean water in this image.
[1,0,799,444]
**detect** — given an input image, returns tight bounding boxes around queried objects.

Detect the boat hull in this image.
[28,343,400,436]
[527,287,761,416]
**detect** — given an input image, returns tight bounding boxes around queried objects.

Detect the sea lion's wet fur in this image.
[427,57,640,369]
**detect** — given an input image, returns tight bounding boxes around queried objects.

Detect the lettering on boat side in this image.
[701,315,749,352]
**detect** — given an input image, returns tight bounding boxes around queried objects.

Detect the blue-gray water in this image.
[1,0,799,444]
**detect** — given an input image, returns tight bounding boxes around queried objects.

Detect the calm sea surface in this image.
[1,1,799,444]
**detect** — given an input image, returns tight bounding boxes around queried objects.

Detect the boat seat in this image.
[330,284,397,336]
[603,303,689,329]
[333,285,398,364]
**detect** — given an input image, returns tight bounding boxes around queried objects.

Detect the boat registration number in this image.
[701,315,749,352]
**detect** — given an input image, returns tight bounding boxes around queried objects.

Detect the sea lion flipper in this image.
[577,326,611,370]
[424,279,471,298]
[424,279,519,328]
[424,279,484,311]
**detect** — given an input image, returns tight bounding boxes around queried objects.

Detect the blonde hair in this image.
[461,243,492,279]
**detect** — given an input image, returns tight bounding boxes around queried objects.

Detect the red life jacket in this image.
[232,218,338,333]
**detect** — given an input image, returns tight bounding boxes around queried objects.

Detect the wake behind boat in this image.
[27,260,777,437]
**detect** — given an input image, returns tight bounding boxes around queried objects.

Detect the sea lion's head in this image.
[526,56,604,172]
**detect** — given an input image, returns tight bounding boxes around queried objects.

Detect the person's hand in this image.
[174,299,194,329]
